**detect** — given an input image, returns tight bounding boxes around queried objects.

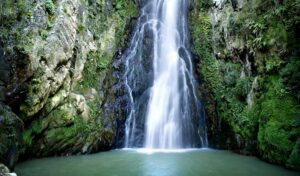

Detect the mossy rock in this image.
[0,104,23,171]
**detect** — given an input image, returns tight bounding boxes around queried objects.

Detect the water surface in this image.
[16,149,299,176]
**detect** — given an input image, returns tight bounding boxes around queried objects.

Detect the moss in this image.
[67,0,139,153]
[21,101,104,156]
[115,0,138,18]
[190,10,224,98]
[280,59,300,99]
[287,139,300,170]
[1,0,139,159]
[45,0,55,15]
[234,77,253,99]
[0,104,23,167]
[0,0,31,24]
[40,30,49,41]
[257,76,299,165]
[22,130,33,147]
[258,120,293,163]
[193,0,214,11]
[0,0,35,53]
[190,0,300,166]
[190,6,257,142]
[77,22,85,33]
[20,67,47,116]
[75,0,138,123]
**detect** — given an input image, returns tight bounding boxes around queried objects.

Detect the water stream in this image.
[123,0,207,149]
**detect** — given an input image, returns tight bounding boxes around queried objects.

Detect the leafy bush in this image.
[45,0,55,15]
[190,0,300,169]
[280,59,300,99]
[256,76,299,165]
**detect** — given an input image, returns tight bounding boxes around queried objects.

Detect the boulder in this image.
[0,164,17,176]
[0,104,23,171]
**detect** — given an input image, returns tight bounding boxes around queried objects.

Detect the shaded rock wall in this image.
[190,0,300,170]
[0,0,138,167]
[0,104,23,170]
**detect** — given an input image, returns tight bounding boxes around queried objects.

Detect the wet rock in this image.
[0,163,17,176]
[0,164,10,174]
[70,93,89,121]
[0,104,23,171]
[20,0,88,118]
[1,0,138,161]
[191,0,300,170]
[104,0,114,11]
[0,56,10,84]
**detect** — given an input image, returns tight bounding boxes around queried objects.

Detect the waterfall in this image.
[123,0,207,149]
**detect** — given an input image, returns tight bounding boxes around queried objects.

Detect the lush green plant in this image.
[45,0,55,15]
[190,0,300,169]
[280,59,300,99]
[0,106,21,161]
[258,76,299,164]
[194,0,213,10]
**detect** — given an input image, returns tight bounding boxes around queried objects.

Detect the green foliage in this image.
[0,105,21,159]
[190,0,300,169]
[264,23,287,49]
[78,51,111,90]
[280,59,300,99]
[114,0,138,46]
[257,76,299,165]
[41,30,48,40]
[70,0,139,153]
[78,22,85,33]
[264,54,283,72]
[45,0,55,15]
[21,102,103,156]
[0,0,33,52]
[23,67,45,107]
[234,77,252,99]
[287,139,300,170]
[76,0,138,93]
[115,1,127,17]
[0,0,31,25]
[22,130,33,147]
[194,0,214,10]
[190,11,224,98]
[221,62,240,86]
[258,120,293,163]
[190,4,258,145]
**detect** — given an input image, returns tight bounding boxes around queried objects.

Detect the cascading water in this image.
[122,0,207,149]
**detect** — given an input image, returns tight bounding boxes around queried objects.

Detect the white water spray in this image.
[123,0,208,149]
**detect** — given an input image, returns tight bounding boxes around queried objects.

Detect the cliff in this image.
[0,0,138,170]
[0,0,299,172]
[190,0,300,170]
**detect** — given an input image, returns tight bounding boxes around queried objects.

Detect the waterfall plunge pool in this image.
[16,149,299,176]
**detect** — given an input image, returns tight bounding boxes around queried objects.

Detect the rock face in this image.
[190,0,300,170]
[0,0,138,165]
[1,0,299,172]
[0,163,17,176]
[0,105,23,171]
